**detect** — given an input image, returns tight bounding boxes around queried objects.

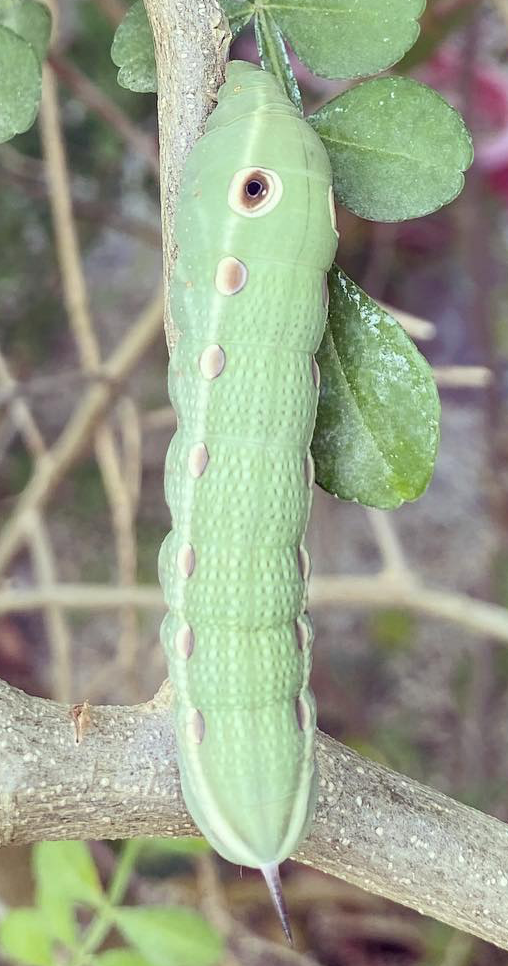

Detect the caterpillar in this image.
[158,60,338,941]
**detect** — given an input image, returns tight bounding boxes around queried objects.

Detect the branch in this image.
[142,0,230,350]
[1,678,508,951]
[3,575,508,646]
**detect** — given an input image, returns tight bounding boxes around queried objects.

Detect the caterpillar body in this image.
[159,60,338,938]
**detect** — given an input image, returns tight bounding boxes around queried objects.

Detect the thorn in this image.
[260,863,293,946]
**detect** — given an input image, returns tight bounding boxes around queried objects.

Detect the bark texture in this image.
[2,679,508,951]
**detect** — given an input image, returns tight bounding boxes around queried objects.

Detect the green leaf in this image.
[33,841,104,910]
[111,0,157,94]
[36,888,76,948]
[114,907,224,966]
[96,951,152,966]
[0,0,51,63]
[0,26,41,142]
[254,9,302,112]
[221,0,254,40]
[309,76,473,221]
[262,0,425,79]
[0,909,52,966]
[312,267,440,509]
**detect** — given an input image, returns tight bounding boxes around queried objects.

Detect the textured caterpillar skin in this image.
[159,61,338,871]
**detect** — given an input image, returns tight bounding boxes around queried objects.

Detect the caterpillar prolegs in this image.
[158,60,338,939]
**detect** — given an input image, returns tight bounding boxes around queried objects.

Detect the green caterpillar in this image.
[158,59,338,940]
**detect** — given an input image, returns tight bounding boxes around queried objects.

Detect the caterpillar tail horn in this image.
[260,863,293,946]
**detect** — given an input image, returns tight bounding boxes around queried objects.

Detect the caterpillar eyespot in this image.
[228,166,283,218]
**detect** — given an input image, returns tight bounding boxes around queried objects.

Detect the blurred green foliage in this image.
[0,841,223,966]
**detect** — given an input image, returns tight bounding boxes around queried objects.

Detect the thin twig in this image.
[377,301,436,341]
[434,365,492,387]
[310,574,508,644]
[118,396,142,513]
[491,0,508,30]
[0,288,163,573]
[0,350,73,701]
[0,353,46,457]
[140,405,177,431]
[27,512,72,701]
[3,575,508,648]
[48,53,159,178]
[39,63,141,696]
[365,508,412,579]
[0,151,161,247]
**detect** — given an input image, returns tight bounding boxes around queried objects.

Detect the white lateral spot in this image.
[215,256,248,295]
[186,708,205,744]
[175,623,194,659]
[298,546,311,582]
[177,543,195,578]
[312,357,320,390]
[328,185,339,239]
[200,344,225,380]
[305,452,315,488]
[295,616,309,650]
[296,694,312,731]
[322,273,329,311]
[188,442,209,478]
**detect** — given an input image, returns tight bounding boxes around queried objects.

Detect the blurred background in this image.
[2,0,508,962]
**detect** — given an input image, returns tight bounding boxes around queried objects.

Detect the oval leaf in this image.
[221,0,254,40]
[0,25,41,142]
[0,909,52,966]
[111,0,157,94]
[312,267,440,509]
[0,0,51,63]
[254,10,302,112]
[33,840,104,909]
[114,907,224,966]
[264,0,425,79]
[309,76,473,221]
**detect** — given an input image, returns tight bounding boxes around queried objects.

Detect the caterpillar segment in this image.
[159,60,338,939]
